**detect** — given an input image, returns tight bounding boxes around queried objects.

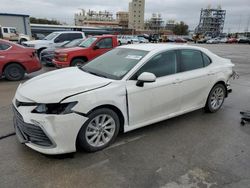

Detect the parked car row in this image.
[198,37,250,44]
[1,29,247,81]
[117,35,149,45]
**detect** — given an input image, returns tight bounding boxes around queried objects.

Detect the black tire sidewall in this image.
[77,108,120,152]
[206,84,226,113]
[4,64,25,81]
[71,58,86,67]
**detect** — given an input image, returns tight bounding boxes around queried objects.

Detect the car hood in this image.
[16,67,112,103]
[55,47,86,53]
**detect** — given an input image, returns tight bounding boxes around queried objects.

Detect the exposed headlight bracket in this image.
[32,102,78,115]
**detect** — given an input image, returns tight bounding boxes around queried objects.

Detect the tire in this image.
[77,108,120,152]
[71,58,86,67]
[4,63,25,81]
[205,84,226,113]
[37,48,46,60]
[19,38,27,44]
[118,41,122,46]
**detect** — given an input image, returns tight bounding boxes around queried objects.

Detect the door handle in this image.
[172,79,182,84]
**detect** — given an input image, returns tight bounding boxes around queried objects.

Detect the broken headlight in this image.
[32,102,78,115]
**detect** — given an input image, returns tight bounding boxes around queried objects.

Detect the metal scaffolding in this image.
[195,7,226,37]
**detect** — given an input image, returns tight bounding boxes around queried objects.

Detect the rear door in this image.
[89,37,113,60]
[176,49,214,111]
[68,33,83,40]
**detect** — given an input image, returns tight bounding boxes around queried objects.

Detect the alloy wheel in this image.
[210,87,225,110]
[85,114,116,147]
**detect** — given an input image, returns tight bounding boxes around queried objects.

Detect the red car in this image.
[0,39,41,81]
[174,37,187,43]
[227,38,237,44]
[53,35,118,68]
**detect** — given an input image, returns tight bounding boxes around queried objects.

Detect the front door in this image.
[126,50,181,126]
[90,37,113,61]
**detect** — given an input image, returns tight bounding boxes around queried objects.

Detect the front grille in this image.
[13,106,53,147]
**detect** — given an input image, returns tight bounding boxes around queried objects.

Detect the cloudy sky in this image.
[0,0,249,32]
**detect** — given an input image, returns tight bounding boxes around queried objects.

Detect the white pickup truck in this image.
[23,31,86,57]
[0,26,30,43]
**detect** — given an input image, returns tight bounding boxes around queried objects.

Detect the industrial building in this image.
[145,13,164,31]
[0,13,31,36]
[74,9,119,28]
[195,6,226,37]
[128,0,145,31]
[116,11,129,28]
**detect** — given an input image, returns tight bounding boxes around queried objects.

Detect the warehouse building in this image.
[0,13,31,36]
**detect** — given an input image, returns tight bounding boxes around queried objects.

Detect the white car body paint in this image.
[13,44,234,154]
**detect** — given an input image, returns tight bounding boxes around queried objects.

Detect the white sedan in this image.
[13,44,234,154]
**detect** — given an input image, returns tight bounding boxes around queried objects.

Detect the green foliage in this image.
[30,17,61,25]
[173,21,189,35]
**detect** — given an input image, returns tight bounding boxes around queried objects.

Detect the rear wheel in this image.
[4,63,25,81]
[205,84,226,113]
[71,58,86,67]
[77,108,120,152]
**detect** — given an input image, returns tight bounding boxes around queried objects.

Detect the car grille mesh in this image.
[13,106,53,147]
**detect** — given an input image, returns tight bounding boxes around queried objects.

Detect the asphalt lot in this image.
[0,44,250,188]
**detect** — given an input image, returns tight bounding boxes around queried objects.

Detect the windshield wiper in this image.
[78,67,107,78]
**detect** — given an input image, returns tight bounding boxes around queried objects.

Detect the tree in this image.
[30,17,61,25]
[173,21,189,35]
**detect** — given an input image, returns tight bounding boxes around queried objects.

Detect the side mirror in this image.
[93,46,99,50]
[136,72,156,87]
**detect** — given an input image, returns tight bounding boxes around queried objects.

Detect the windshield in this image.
[79,37,97,48]
[64,39,84,48]
[44,33,58,40]
[80,48,149,80]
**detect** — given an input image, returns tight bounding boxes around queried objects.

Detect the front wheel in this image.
[205,84,226,113]
[71,58,86,67]
[77,108,120,152]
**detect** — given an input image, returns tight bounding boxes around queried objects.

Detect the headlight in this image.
[32,102,78,114]
[58,53,68,62]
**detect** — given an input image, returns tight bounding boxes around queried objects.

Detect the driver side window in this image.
[132,50,177,79]
[96,38,113,49]
[54,33,69,43]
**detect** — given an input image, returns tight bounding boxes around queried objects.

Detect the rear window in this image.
[202,53,212,66]
[180,50,204,72]
[69,33,83,40]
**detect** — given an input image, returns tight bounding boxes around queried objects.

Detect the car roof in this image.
[53,31,84,34]
[118,43,208,52]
